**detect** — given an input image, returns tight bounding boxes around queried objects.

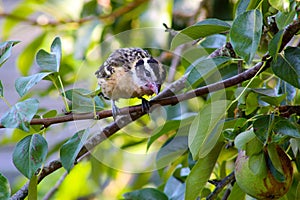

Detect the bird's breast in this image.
[98,67,153,100]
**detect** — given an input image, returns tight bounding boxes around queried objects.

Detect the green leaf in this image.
[147,114,195,150]
[245,92,258,115]
[36,37,62,72]
[185,141,224,200]
[267,143,284,175]
[187,57,231,88]
[17,33,46,75]
[12,134,48,179]
[252,88,286,106]
[36,50,58,72]
[269,29,284,60]
[0,80,3,97]
[15,72,52,97]
[248,152,267,177]
[273,117,300,138]
[50,37,62,71]
[275,10,296,30]
[60,129,89,172]
[28,175,37,200]
[123,188,168,200]
[0,41,19,67]
[42,110,57,118]
[253,115,274,143]
[171,19,230,50]
[65,88,104,113]
[227,183,245,200]
[234,129,256,150]
[272,47,300,89]
[230,10,262,64]
[1,98,39,132]
[156,135,188,169]
[266,151,285,182]
[0,173,10,200]
[188,100,228,159]
[268,0,290,13]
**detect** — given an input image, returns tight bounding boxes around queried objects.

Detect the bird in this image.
[95,47,166,119]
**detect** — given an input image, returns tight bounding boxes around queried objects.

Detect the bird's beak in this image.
[148,82,161,95]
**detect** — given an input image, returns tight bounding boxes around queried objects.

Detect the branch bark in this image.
[9,19,300,200]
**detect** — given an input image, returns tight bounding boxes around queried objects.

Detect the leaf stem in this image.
[49,75,70,113]
[0,96,11,108]
[57,75,70,113]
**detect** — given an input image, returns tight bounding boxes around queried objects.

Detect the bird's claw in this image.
[112,100,121,120]
[141,98,151,113]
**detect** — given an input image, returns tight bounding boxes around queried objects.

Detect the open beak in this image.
[148,82,161,95]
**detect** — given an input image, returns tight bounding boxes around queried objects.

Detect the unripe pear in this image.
[235,146,293,199]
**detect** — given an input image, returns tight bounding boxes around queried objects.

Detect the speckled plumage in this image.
[95,48,166,100]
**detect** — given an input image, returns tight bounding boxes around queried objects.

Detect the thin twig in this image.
[0,0,148,27]
[43,172,68,200]
[206,172,235,200]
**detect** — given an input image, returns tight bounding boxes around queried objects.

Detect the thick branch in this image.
[9,19,300,200]
[10,58,266,200]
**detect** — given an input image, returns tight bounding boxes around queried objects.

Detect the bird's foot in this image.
[112,100,121,120]
[141,98,151,113]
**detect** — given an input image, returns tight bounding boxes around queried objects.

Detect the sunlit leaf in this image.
[15,72,52,97]
[1,98,39,132]
[28,175,37,200]
[272,47,300,89]
[245,92,258,115]
[276,10,296,30]
[187,57,231,88]
[185,141,224,200]
[0,41,19,67]
[234,129,256,150]
[171,19,230,50]
[17,33,46,75]
[189,100,229,159]
[12,134,48,179]
[0,173,10,200]
[50,37,62,71]
[227,183,246,200]
[123,188,168,200]
[60,129,89,172]
[269,0,290,13]
[36,37,62,72]
[64,88,104,113]
[230,10,262,64]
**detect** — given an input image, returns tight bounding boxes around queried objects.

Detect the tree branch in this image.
[206,172,235,200]
[9,19,300,200]
[0,0,149,27]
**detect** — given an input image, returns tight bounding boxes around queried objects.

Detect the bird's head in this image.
[134,57,166,95]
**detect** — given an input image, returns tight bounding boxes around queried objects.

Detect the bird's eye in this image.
[145,70,151,77]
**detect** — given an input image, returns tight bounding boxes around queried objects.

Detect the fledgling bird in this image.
[95,48,166,119]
